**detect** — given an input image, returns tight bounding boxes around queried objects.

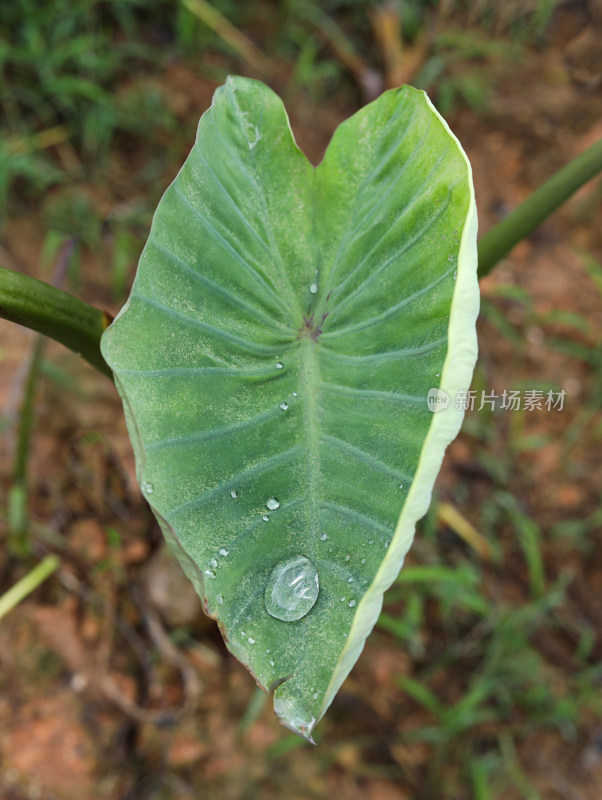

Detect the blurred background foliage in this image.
[1,1,601,799]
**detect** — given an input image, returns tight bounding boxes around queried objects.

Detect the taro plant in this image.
[1,76,601,741]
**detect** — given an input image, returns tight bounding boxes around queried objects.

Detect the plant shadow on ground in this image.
[0,1,601,798]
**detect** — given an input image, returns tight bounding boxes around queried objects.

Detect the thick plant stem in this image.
[0,265,113,378]
[478,137,602,277]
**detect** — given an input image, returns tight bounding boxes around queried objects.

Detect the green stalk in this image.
[8,335,45,556]
[0,265,112,378]
[478,137,602,277]
[0,554,61,620]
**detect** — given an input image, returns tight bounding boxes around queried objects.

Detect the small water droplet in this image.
[275,362,283,369]
[264,554,319,622]
[348,599,356,608]
[230,489,238,499]
[345,555,351,561]
[448,255,454,262]
[208,558,218,569]
[385,541,389,549]
[266,497,280,511]
[453,269,457,281]
[340,597,345,602]
[320,533,328,541]
[266,649,271,654]
[313,692,319,699]
[219,547,229,556]
[310,282,318,294]
[436,372,440,378]
[279,401,288,411]
[368,539,374,545]
[216,594,224,604]
[361,558,365,564]
[399,483,403,490]
[262,514,270,522]
[292,392,298,397]
[348,577,353,583]
[248,637,256,645]
[204,569,216,579]
[270,659,275,666]
[141,481,153,495]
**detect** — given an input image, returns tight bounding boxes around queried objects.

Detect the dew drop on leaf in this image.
[279,401,289,411]
[209,558,218,569]
[264,555,319,622]
[320,533,328,541]
[219,547,229,556]
[262,514,270,522]
[309,282,318,294]
[216,594,224,604]
[266,497,280,510]
[141,481,153,495]
[230,489,238,499]
[348,599,356,608]
[275,362,283,369]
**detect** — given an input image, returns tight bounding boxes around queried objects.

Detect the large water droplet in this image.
[292,391,298,397]
[320,533,328,541]
[219,547,229,556]
[230,489,238,499]
[309,282,318,294]
[275,362,283,370]
[264,555,319,622]
[348,599,356,608]
[266,497,280,511]
[279,401,288,411]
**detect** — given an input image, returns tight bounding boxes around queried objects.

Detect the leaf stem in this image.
[478,138,602,277]
[0,554,61,621]
[0,265,113,378]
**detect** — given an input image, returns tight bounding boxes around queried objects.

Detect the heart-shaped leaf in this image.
[101,77,479,740]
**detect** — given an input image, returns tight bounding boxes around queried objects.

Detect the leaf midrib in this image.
[300,335,322,539]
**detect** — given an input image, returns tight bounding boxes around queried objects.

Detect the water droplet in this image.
[453,269,457,281]
[310,282,318,294]
[320,533,328,541]
[266,649,271,654]
[266,497,280,511]
[340,597,345,602]
[204,569,216,579]
[292,391,298,397]
[436,372,440,378]
[399,483,403,490]
[230,489,238,499]
[368,539,374,545]
[361,558,365,564]
[313,692,319,699]
[264,555,319,622]
[348,599,356,608]
[208,558,218,569]
[219,547,229,556]
[262,514,270,522]
[269,660,275,666]
[275,362,283,369]
[385,541,389,549]
[248,637,256,645]
[141,481,153,495]
[216,594,224,604]
[345,555,351,561]
[348,577,353,583]
[279,401,288,411]
[448,255,454,262]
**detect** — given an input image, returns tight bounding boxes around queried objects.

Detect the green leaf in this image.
[101,76,479,740]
